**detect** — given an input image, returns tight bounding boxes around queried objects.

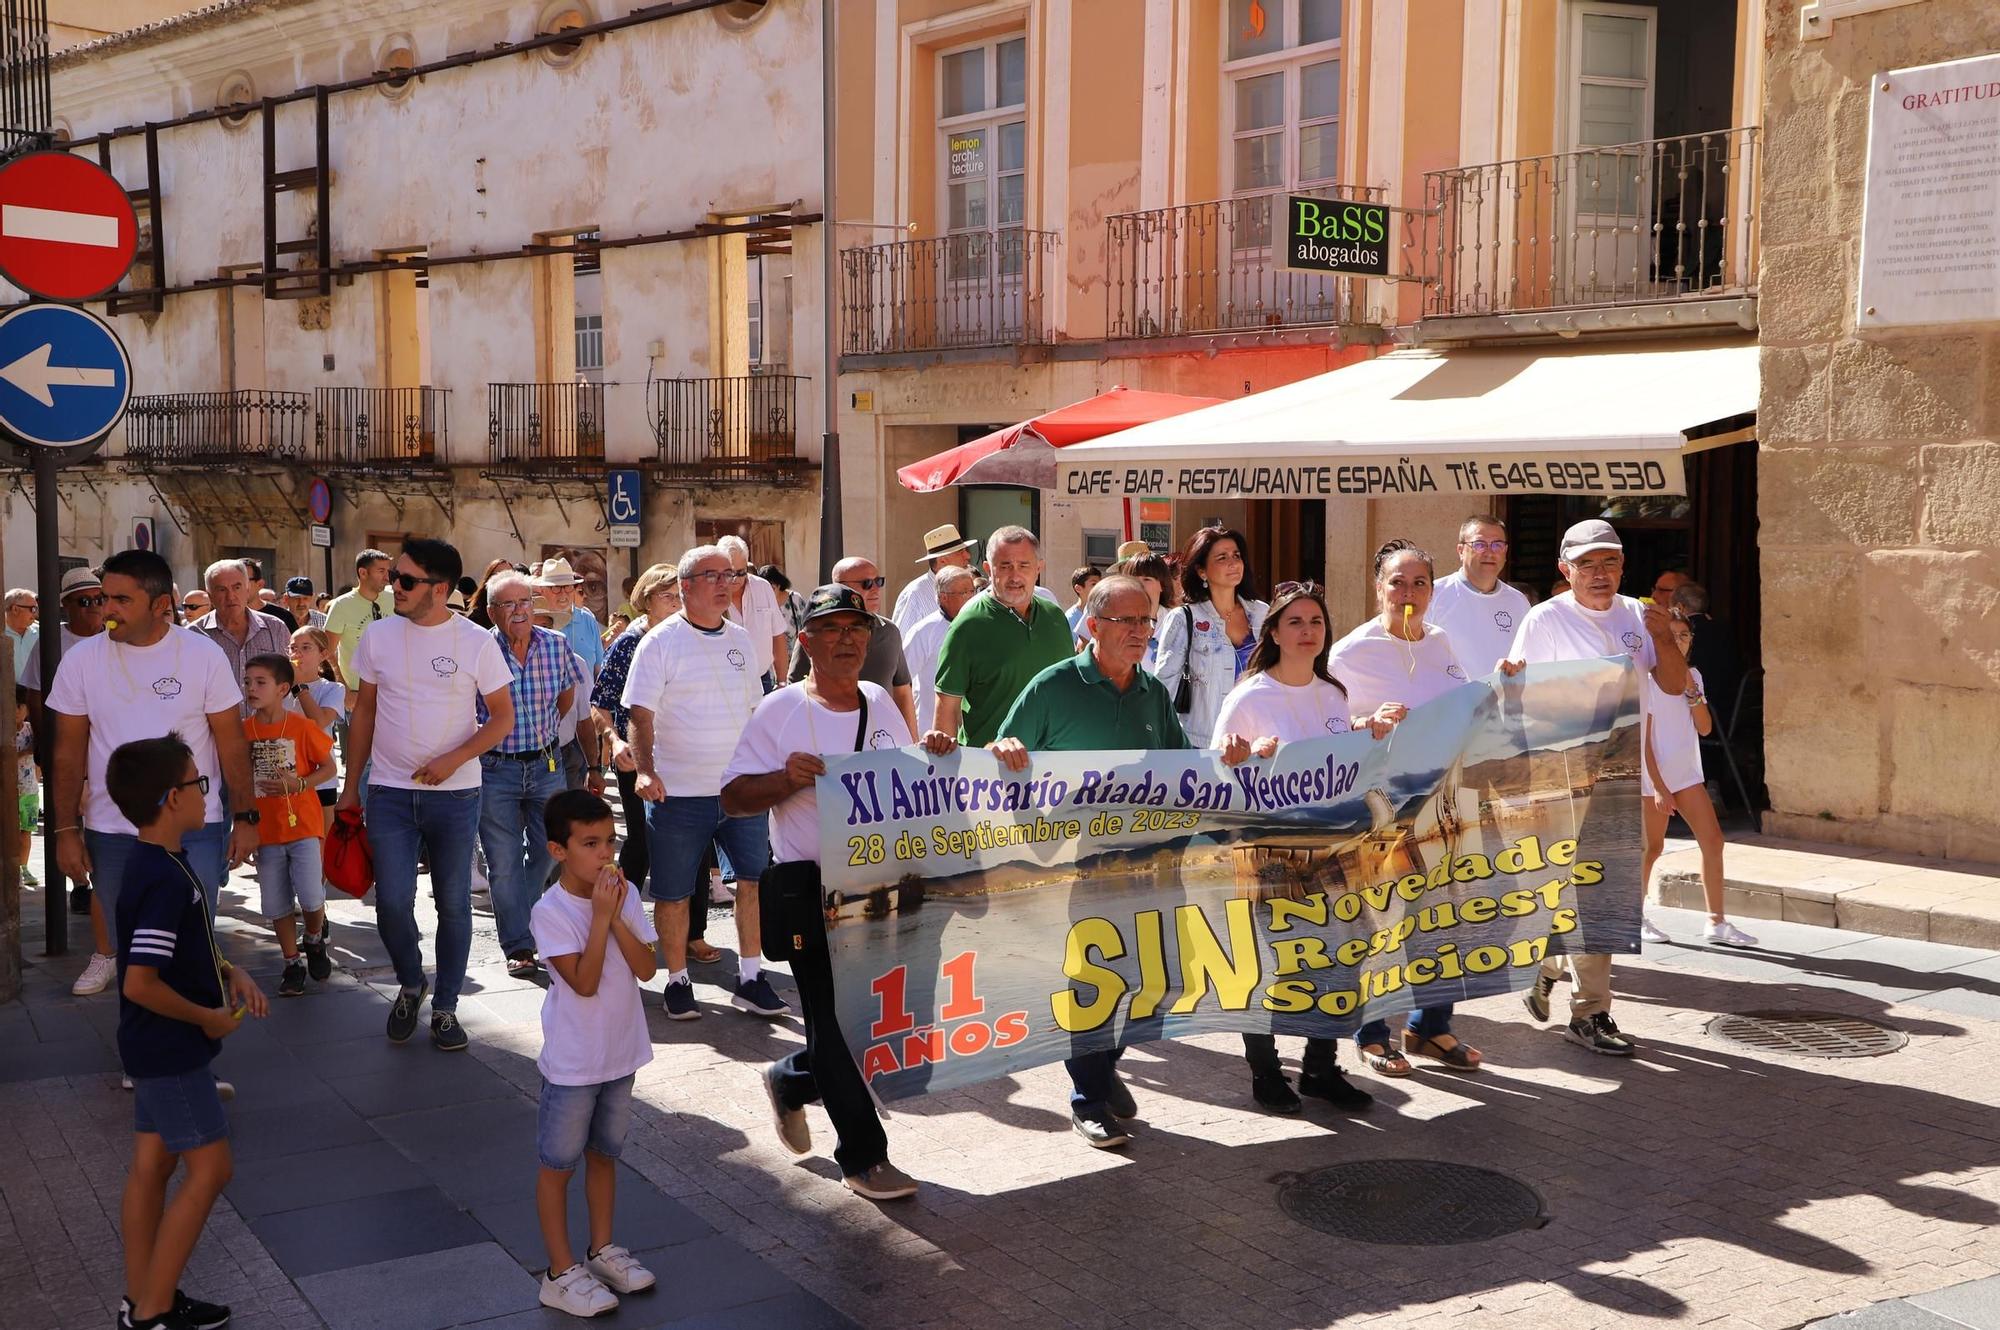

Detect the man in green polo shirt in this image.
[991,575,1249,1149]
[928,525,1073,749]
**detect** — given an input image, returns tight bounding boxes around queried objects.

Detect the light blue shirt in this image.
[562,605,606,673]
[7,623,35,678]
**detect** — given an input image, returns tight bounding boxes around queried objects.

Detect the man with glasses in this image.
[47,549,257,933]
[717,535,789,691]
[188,560,292,712]
[787,556,918,739]
[336,538,515,1051]
[990,575,1250,1148]
[1427,515,1530,667]
[928,525,1071,751]
[625,545,788,1022]
[5,587,37,678]
[477,571,588,979]
[324,549,395,690]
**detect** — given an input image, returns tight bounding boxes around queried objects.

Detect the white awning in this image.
[1055,338,1756,501]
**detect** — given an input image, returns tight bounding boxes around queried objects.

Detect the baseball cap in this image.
[59,567,102,599]
[285,576,314,595]
[802,583,870,624]
[1559,519,1623,562]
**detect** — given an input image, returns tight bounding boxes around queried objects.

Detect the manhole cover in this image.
[1276,1159,1547,1245]
[1706,1010,1907,1058]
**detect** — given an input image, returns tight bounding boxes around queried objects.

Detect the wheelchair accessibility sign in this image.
[606,469,642,548]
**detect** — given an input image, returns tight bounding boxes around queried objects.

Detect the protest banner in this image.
[816,659,1644,1102]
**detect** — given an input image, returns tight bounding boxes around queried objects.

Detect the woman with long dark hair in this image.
[1153,525,1267,746]
[1213,582,1378,1115]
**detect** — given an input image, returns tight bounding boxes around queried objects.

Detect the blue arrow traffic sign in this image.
[0,303,133,449]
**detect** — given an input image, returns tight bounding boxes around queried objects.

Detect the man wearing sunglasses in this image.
[323,549,395,690]
[337,538,516,1052]
[4,586,37,679]
[1427,515,1531,666]
[786,556,919,740]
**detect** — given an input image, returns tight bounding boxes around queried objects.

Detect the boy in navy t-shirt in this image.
[111,733,267,1330]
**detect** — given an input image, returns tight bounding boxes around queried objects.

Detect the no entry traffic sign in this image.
[0,303,132,449]
[0,152,140,302]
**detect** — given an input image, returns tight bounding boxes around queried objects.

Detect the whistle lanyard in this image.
[170,853,236,1014]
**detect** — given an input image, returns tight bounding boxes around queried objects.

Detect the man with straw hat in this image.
[891,524,979,636]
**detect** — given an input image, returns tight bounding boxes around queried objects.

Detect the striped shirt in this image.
[478,625,583,754]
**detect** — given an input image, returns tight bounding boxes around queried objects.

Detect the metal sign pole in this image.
[32,443,63,956]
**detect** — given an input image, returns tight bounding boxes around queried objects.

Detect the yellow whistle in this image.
[1402,604,1415,624]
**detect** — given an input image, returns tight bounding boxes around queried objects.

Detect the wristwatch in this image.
[234,809,261,826]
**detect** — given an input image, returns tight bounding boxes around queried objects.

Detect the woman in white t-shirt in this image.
[1640,616,1754,947]
[1327,540,1487,1077]
[1212,583,1378,1115]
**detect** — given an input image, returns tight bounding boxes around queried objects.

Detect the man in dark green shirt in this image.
[928,526,1073,748]
[992,575,1249,1149]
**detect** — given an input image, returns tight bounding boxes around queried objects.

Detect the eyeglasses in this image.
[491,598,534,615]
[67,594,107,608]
[1094,614,1156,631]
[8,602,35,612]
[841,577,887,591]
[158,774,210,806]
[1463,539,1509,553]
[392,572,448,592]
[685,569,748,586]
[807,622,872,640]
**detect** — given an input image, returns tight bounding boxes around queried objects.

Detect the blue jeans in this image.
[132,1067,229,1152]
[1357,1004,1454,1049]
[537,1074,635,1171]
[478,754,565,958]
[643,795,768,904]
[89,823,227,921]
[1066,1048,1126,1118]
[366,783,481,1012]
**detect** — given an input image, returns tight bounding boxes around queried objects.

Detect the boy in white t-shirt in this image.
[530,789,660,1318]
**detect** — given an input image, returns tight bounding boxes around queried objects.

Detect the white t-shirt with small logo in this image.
[727,574,791,679]
[723,681,912,864]
[1212,673,1353,747]
[352,614,514,792]
[1509,592,1659,673]
[45,625,242,834]
[1427,570,1530,669]
[621,614,763,795]
[1328,618,1470,718]
[531,881,658,1086]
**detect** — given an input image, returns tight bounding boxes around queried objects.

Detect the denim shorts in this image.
[256,837,326,918]
[132,1068,228,1152]
[537,1074,635,1171]
[643,795,769,904]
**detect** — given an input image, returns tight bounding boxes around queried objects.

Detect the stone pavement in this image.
[8,830,2000,1330]
[1655,833,2000,948]
[1808,1274,2000,1328]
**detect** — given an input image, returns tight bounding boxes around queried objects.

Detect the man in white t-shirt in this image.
[1509,518,1687,1059]
[891,523,979,637]
[47,549,258,924]
[336,537,515,1051]
[718,535,789,689]
[901,564,978,735]
[1428,514,1531,667]
[623,544,786,1023]
[723,582,955,1202]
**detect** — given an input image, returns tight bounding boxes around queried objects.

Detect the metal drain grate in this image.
[1706,1010,1907,1058]
[1276,1159,1547,1246]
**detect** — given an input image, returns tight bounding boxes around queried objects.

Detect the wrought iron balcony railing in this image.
[840,230,1056,355]
[123,390,310,465]
[653,374,808,482]
[1106,185,1387,338]
[1412,126,1760,323]
[487,381,606,476]
[313,387,448,469]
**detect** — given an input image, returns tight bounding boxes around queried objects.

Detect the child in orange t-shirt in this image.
[242,653,338,997]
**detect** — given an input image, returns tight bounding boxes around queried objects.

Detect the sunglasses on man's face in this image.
[392,572,448,592]
[842,577,887,591]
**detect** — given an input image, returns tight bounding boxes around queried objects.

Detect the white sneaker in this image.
[1639,918,1671,945]
[586,1244,656,1294]
[540,1264,618,1317]
[1704,919,1758,948]
[72,953,117,996]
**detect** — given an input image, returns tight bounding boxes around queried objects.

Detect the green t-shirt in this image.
[997,652,1190,753]
[933,592,1077,747]
[323,587,394,684]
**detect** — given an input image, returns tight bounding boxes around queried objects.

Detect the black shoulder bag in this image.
[758,694,868,963]
[1173,604,1196,714]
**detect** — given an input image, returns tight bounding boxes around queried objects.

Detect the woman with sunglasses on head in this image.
[1328,539,1490,1077]
[1153,526,1266,747]
[1212,582,1377,1115]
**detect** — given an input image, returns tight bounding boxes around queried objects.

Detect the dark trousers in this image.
[615,765,709,942]
[1242,1033,1338,1078]
[770,890,886,1179]
[1065,1048,1126,1115]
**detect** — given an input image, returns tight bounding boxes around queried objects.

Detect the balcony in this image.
[653,374,810,483]
[840,230,1057,356]
[1106,187,1386,340]
[123,390,310,466]
[486,381,606,477]
[1413,126,1760,337]
[313,387,448,471]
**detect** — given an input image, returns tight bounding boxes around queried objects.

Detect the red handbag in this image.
[324,807,374,899]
